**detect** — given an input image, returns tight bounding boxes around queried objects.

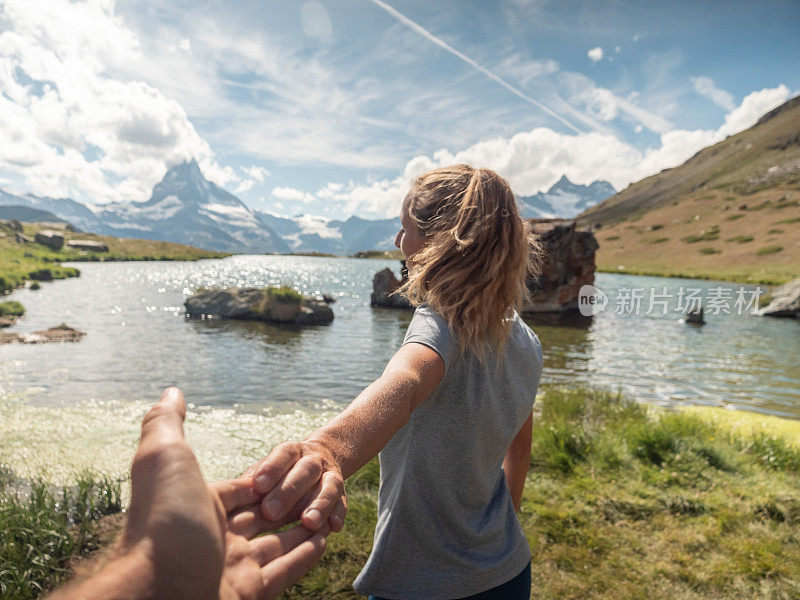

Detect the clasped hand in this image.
[242,439,348,535]
[48,387,330,600]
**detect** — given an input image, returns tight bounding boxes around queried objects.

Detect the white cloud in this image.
[242,165,270,183]
[587,47,603,62]
[316,85,792,218]
[272,186,314,204]
[691,76,735,110]
[0,0,230,203]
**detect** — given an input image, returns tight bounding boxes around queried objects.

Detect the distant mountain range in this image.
[518,175,616,219]
[0,159,613,254]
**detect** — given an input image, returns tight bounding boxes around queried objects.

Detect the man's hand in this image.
[48,387,327,600]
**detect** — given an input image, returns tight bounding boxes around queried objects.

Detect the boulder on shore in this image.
[66,240,109,252]
[184,287,334,326]
[370,268,412,309]
[760,277,800,319]
[369,219,599,313]
[0,324,85,345]
[35,230,65,250]
[524,219,599,313]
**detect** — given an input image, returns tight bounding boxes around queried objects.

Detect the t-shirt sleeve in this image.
[402,305,457,372]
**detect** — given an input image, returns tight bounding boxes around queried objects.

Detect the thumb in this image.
[139,386,187,447]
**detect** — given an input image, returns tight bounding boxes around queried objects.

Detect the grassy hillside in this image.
[577,96,800,284]
[0,221,227,293]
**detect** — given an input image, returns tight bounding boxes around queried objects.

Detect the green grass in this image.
[774,217,800,225]
[350,250,405,260]
[0,221,226,294]
[605,235,621,241]
[699,247,721,255]
[756,245,783,256]
[266,286,302,304]
[682,225,721,243]
[0,301,25,317]
[725,214,745,221]
[280,386,800,599]
[0,469,122,599]
[725,235,754,243]
[648,237,671,244]
[11,386,800,599]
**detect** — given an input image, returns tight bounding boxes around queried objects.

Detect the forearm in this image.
[502,413,533,511]
[46,550,154,600]
[304,370,420,479]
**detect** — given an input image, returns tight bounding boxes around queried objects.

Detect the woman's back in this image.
[353,305,543,599]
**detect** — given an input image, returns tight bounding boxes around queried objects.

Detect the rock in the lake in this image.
[523,219,599,313]
[685,306,705,324]
[66,240,109,252]
[0,316,16,328]
[184,287,334,326]
[0,323,85,345]
[34,230,65,250]
[760,277,800,319]
[370,268,412,309]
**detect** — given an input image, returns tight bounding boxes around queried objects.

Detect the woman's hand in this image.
[244,342,444,534]
[244,441,347,533]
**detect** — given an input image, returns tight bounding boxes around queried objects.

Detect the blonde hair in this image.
[397,164,540,358]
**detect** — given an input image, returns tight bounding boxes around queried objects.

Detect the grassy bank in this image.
[288,387,800,599]
[0,221,227,293]
[8,386,800,598]
[0,468,122,599]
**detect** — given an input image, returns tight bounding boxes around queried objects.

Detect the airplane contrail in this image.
[365,0,585,135]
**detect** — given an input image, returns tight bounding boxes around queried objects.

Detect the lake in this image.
[1,255,798,482]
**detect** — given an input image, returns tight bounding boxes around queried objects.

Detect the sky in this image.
[0,0,798,220]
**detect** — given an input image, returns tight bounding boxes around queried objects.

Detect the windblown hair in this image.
[397,164,541,358]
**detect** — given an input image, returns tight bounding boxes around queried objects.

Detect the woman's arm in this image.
[502,412,533,511]
[250,342,445,530]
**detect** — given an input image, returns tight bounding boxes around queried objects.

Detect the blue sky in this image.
[0,0,798,219]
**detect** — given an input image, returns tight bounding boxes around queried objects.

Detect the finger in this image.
[248,523,329,567]
[139,387,186,447]
[328,495,347,532]
[229,494,312,539]
[210,479,261,514]
[301,470,344,531]
[252,442,303,494]
[261,455,323,521]
[260,534,327,600]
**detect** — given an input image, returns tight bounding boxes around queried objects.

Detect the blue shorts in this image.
[368,560,531,600]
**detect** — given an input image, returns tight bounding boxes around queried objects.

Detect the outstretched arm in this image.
[502,412,533,511]
[47,388,327,600]
[249,342,445,531]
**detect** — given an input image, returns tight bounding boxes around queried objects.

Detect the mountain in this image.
[518,176,616,219]
[0,161,399,255]
[257,211,400,254]
[0,188,104,232]
[575,95,800,284]
[0,204,70,225]
[93,160,288,253]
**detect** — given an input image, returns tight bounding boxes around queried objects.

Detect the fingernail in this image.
[254,474,271,493]
[264,499,281,519]
[305,508,321,526]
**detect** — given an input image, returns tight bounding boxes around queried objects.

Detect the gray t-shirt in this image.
[353,305,543,599]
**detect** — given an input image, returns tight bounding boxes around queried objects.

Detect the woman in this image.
[250,164,543,599]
